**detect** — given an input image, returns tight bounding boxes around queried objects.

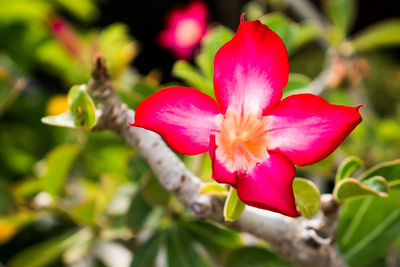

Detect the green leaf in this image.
[334,177,389,202]
[323,0,356,35]
[41,144,80,196]
[359,159,400,182]
[351,19,400,52]
[260,13,296,53]
[7,228,92,267]
[195,26,234,79]
[69,199,97,226]
[335,156,364,183]
[292,22,319,51]
[183,220,242,255]
[130,231,164,267]
[125,190,152,232]
[224,246,291,267]
[198,183,229,197]
[54,0,98,22]
[223,187,245,221]
[389,180,400,190]
[293,178,320,218]
[283,73,311,98]
[67,85,97,129]
[41,112,77,128]
[338,191,400,266]
[172,60,213,96]
[166,226,208,267]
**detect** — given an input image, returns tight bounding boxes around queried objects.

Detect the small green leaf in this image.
[41,112,77,128]
[195,26,234,79]
[334,177,389,202]
[67,85,97,129]
[130,231,164,267]
[198,183,228,197]
[283,73,311,98]
[41,144,80,196]
[293,178,320,218]
[8,228,91,267]
[323,0,356,35]
[351,19,400,52]
[172,60,213,96]
[359,159,400,182]
[335,156,364,183]
[223,187,245,221]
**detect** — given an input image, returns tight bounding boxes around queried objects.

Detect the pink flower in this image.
[131,17,362,217]
[158,1,209,59]
[49,16,83,59]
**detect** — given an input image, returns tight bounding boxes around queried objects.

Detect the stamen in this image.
[215,110,269,171]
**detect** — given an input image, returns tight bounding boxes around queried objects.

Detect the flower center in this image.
[175,19,203,47]
[215,110,269,172]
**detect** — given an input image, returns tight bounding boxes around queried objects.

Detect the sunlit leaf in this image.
[40,144,80,196]
[293,178,320,218]
[351,19,400,52]
[335,156,364,183]
[198,183,228,197]
[41,112,77,128]
[223,187,245,221]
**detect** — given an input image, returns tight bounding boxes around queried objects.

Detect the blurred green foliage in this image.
[1,0,400,266]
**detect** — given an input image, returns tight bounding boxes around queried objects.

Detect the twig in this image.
[287,0,330,28]
[88,55,347,267]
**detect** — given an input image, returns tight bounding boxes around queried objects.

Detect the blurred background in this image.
[1,0,400,266]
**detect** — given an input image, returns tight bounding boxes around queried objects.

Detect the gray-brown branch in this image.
[89,55,347,267]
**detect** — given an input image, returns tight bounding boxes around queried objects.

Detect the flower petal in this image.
[208,135,237,187]
[131,87,221,155]
[266,94,363,166]
[236,152,299,217]
[213,18,289,115]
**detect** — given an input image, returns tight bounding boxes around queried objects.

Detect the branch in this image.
[88,55,347,267]
[287,0,330,29]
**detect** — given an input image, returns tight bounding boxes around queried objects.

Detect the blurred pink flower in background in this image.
[49,16,83,59]
[158,1,209,59]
